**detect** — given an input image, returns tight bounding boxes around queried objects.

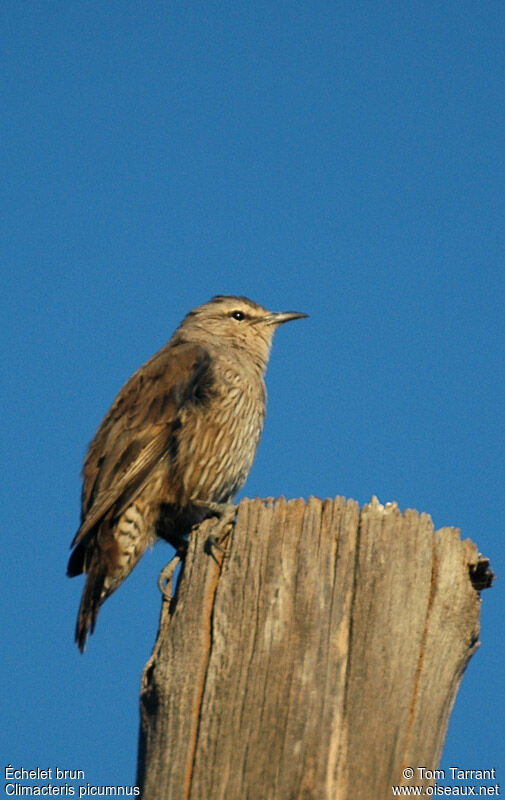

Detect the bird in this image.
[67,295,307,651]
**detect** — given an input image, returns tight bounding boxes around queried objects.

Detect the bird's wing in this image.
[71,341,213,548]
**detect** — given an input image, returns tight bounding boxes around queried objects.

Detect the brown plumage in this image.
[68,295,307,651]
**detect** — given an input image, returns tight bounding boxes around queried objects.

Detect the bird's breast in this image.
[171,359,266,505]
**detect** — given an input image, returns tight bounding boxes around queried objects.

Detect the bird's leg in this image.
[158,554,182,599]
[192,500,237,558]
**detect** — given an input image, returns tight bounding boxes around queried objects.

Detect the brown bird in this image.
[68,295,307,651]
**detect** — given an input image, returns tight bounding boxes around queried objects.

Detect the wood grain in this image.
[137,496,492,800]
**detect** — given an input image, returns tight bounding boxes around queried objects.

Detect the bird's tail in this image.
[67,535,106,652]
[74,565,107,653]
[68,507,150,651]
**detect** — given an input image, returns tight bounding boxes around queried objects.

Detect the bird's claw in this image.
[158,555,181,598]
[204,523,233,563]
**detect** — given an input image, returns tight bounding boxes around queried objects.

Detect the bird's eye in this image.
[231,310,246,321]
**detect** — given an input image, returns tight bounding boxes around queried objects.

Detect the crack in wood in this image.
[184,538,228,800]
[401,532,439,773]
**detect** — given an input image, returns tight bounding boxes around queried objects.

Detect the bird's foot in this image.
[192,500,237,562]
[204,527,233,561]
[158,554,182,599]
[192,499,236,521]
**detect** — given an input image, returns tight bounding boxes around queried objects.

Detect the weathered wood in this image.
[137,496,492,800]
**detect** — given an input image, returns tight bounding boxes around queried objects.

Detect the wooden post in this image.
[137,496,492,800]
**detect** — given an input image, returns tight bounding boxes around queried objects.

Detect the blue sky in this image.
[2,0,504,791]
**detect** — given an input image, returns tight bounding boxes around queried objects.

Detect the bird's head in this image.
[175,295,307,369]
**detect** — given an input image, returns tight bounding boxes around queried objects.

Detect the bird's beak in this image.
[265,310,308,326]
